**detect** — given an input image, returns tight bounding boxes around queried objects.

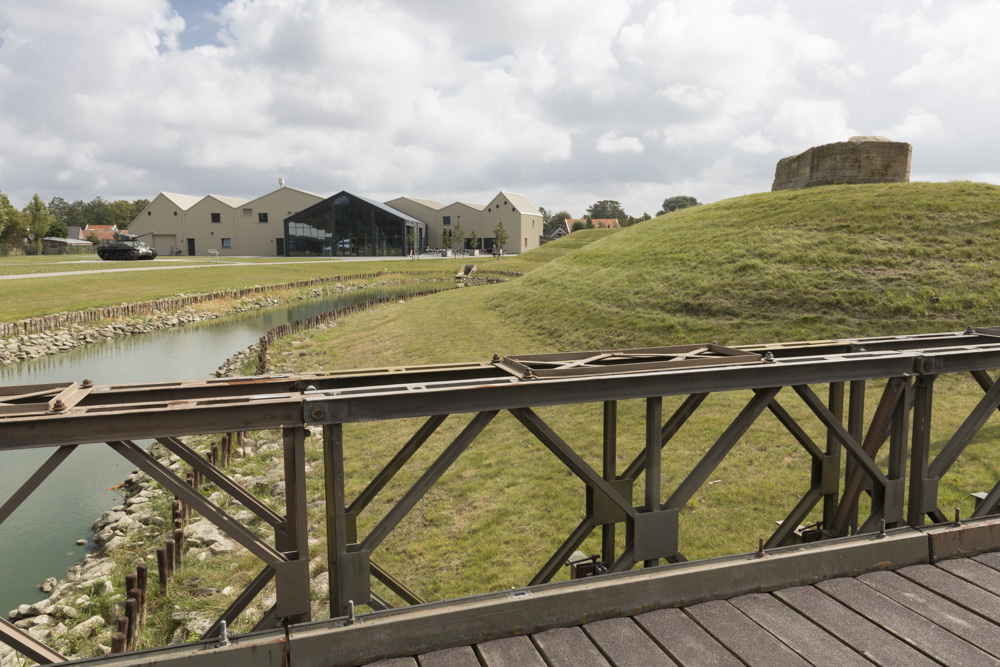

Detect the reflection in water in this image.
[0,284,440,612]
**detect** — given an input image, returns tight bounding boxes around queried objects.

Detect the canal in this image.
[0,283,441,613]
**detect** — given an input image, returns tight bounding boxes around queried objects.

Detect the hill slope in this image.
[491,182,1000,349]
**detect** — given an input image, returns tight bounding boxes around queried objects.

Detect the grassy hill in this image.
[490,181,1000,349]
[248,182,1000,612]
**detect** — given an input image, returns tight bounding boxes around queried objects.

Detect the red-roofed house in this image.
[83,225,119,242]
[562,218,620,233]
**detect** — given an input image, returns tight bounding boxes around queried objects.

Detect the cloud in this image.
[0,1,998,220]
[596,131,644,154]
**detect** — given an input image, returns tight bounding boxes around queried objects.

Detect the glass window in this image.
[443,215,450,225]
[222,238,232,248]
[259,212,269,223]
[242,208,252,216]
[285,193,417,258]
[211,213,221,223]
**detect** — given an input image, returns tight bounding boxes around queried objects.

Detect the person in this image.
[499,247,504,260]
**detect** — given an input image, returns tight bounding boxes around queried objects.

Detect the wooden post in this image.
[127,592,139,648]
[156,548,168,595]
[136,564,148,626]
[173,528,184,569]
[165,539,176,575]
[111,631,127,654]
[115,616,129,653]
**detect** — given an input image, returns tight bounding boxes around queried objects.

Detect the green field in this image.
[256,182,1000,607]
[10,182,1000,630]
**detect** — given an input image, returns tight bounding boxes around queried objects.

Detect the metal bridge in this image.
[5,327,1000,665]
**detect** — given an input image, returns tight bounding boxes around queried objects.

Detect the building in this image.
[128,186,323,257]
[772,136,912,191]
[386,190,542,254]
[284,191,426,258]
[563,218,619,232]
[127,185,540,257]
[82,225,120,242]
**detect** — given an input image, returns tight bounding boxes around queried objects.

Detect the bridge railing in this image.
[3,328,1000,661]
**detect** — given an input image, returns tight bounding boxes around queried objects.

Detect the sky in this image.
[0,0,997,216]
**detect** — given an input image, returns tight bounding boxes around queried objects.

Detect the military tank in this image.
[97,231,158,261]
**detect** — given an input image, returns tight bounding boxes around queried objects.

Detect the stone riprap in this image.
[772,136,911,191]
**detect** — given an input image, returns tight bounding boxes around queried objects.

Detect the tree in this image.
[571,220,587,232]
[407,226,417,258]
[453,219,465,254]
[586,200,628,227]
[24,193,52,254]
[493,221,508,255]
[47,217,69,238]
[469,229,478,251]
[545,210,571,236]
[442,228,452,248]
[657,195,701,216]
[0,190,25,254]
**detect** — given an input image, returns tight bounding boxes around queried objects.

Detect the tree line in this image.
[0,191,149,254]
[538,195,701,237]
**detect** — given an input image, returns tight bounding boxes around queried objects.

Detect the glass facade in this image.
[284,192,425,257]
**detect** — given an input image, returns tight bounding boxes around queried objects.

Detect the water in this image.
[0,284,440,613]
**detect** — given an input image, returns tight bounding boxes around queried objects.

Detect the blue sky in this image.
[0,1,997,216]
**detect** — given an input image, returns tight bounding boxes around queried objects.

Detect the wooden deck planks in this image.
[532,626,612,666]
[633,607,742,667]
[582,617,677,667]
[728,592,873,666]
[684,600,811,667]
[417,645,481,667]
[476,635,546,667]
[818,575,1000,665]
[774,585,939,667]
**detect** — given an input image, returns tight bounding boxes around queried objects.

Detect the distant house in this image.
[565,218,619,231]
[83,225,119,242]
[548,227,569,240]
[41,237,93,251]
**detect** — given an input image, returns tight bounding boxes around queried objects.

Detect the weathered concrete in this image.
[772,136,911,191]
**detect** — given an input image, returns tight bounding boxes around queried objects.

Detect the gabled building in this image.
[82,225,120,242]
[285,191,426,258]
[386,190,541,254]
[129,186,322,256]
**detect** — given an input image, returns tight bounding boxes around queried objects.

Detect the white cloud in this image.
[0,1,998,218]
[596,131,644,154]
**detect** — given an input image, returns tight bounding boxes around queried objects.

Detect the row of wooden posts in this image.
[254,288,450,374]
[0,270,482,338]
[111,432,240,654]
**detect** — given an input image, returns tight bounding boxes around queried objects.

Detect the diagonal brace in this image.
[156,437,284,527]
[664,387,780,511]
[928,376,1000,479]
[0,445,76,526]
[510,407,638,521]
[0,618,66,664]
[107,440,285,565]
[361,411,498,552]
[794,385,889,485]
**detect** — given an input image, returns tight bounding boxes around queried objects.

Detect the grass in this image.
[11,182,1000,637]
[255,182,1000,607]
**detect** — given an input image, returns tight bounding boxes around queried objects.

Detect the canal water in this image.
[0,283,440,613]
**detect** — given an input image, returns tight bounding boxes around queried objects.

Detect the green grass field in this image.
[256,182,1000,608]
[9,182,1000,623]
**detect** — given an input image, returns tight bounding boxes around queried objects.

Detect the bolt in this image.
[525,368,536,379]
[81,378,93,388]
[52,400,66,412]
[305,385,317,392]
[954,508,962,526]
[763,352,775,363]
[965,326,975,335]
[219,620,230,647]
[876,518,886,539]
[346,599,356,625]
[311,409,325,420]
[756,537,765,558]
[492,353,501,363]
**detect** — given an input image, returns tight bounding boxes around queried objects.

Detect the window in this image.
[443,215,451,225]
[222,238,232,248]
[259,212,269,223]
[211,213,221,223]
[524,238,527,246]
[242,208,252,216]
[173,211,177,216]
[147,211,151,216]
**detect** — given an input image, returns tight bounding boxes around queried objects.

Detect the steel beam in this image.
[663,387,781,511]
[0,445,75,525]
[107,440,285,565]
[0,617,66,664]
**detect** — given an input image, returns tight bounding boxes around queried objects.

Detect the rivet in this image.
[311,409,325,420]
